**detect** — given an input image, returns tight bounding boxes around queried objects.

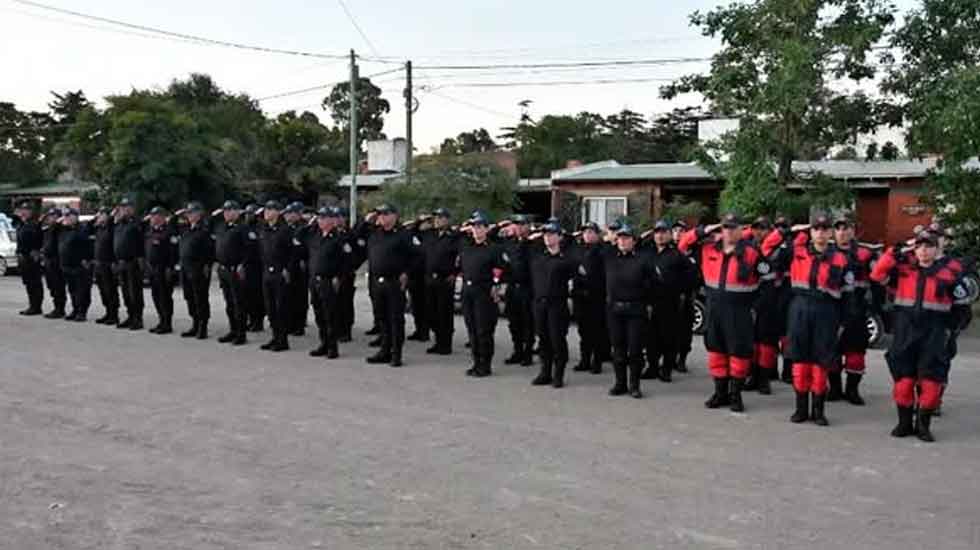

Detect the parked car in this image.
[0,213,18,276]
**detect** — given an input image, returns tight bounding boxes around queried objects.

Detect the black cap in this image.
[44,207,60,217]
[810,212,832,229]
[653,219,671,232]
[616,224,636,237]
[914,230,938,246]
[773,215,790,229]
[264,200,283,211]
[149,206,167,216]
[672,220,688,230]
[541,222,561,234]
[833,214,854,228]
[185,201,204,213]
[222,200,241,211]
[720,213,740,228]
[607,220,622,232]
[510,214,529,225]
[117,197,134,207]
[283,202,304,214]
[16,201,33,210]
[579,222,600,233]
[316,206,333,217]
[62,207,80,216]
[244,203,259,214]
[468,210,490,226]
[926,222,945,236]
[432,207,451,218]
[374,204,397,215]
[751,216,771,229]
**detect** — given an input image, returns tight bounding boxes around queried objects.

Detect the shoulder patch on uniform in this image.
[502,252,510,263]
[210,234,217,240]
[357,238,366,247]
[953,284,968,300]
[248,231,257,240]
[757,261,771,275]
[169,236,179,244]
[578,265,587,276]
[844,271,855,285]
[412,236,422,246]
[292,238,301,246]
[343,243,352,253]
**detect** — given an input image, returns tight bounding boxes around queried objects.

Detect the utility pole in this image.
[348,49,359,227]
[404,60,413,185]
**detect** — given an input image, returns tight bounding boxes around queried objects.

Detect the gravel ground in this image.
[1,276,979,550]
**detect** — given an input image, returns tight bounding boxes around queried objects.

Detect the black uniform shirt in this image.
[260,221,295,271]
[459,238,507,286]
[15,220,43,256]
[500,236,532,284]
[310,229,352,279]
[643,243,694,300]
[364,225,417,277]
[57,224,94,269]
[144,224,178,268]
[570,241,606,295]
[42,224,61,260]
[422,229,462,277]
[93,220,115,262]
[604,248,654,303]
[113,217,144,261]
[177,222,215,267]
[214,220,258,266]
[531,245,579,299]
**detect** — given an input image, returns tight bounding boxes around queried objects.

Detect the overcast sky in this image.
[1,0,917,152]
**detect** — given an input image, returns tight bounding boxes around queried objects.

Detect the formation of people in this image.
[10,199,975,443]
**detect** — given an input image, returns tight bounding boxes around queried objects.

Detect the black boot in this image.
[181,321,199,338]
[743,364,760,391]
[572,355,591,372]
[729,378,745,412]
[128,317,143,330]
[674,353,689,373]
[658,363,672,383]
[790,392,809,423]
[504,351,522,365]
[366,351,392,364]
[781,358,794,384]
[640,364,659,380]
[390,349,403,367]
[827,371,843,402]
[844,373,865,406]
[609,362,628,396]
[520,344,534,367]
[260,339,277,350]
[231,332,247,346]
[552,363,566,388]
[309,345,328,357]
[44,307,65,319]
[629,368,643,399]
[148,322,162,334]
[95,312,111,324]
[365,325,380,336]
[269,337,289,352]
[368,337,382,348]
[156,317,172,335]
[325,346,339,359]
[196,322,208,340]
[531,362,553,386]
[218,332,236,343]
[811,394,829,426]
[102,312,119,326]
[916,409,935,442]
[757,369,773,395]
[19,307,43,316]
[248,319,264,332]
[705,377,731,409]
[890,405,915,438]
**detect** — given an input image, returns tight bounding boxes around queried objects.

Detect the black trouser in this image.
[369,276,407,358]
[218,265,247,337]
[93,260,119,315]
[263,267,290,344]
[287,265,308,333]
[534,297,570,369]
[646,295,680,372]
[147,265,174,325]
[426,274,455,349]
[607,301,646,389]
[462,283,498,369]
[115,259,144,320]
[19,256,44,311]
[408,272,428,337]
[574,291,609,367]
[181,263,211,325]
[62,265,92,316]
[339,272,356,336]
[43,260,66,311]
[311,275,340,351]
[505,282,534,356]
[676,291,695,359]
[244,261,265,326]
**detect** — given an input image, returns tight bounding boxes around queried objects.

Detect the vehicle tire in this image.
[692,299,706,335]
[0,257,8,276]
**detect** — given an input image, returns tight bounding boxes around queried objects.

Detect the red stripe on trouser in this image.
[793,363,828,394]
[729,357,750,380]
[893,377,916,407]
[708,352,729,379]
[919,379,942,410]
[757,344,778,370]
[843,352,865,374]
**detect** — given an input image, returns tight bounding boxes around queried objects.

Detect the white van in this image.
[0,213,17,275]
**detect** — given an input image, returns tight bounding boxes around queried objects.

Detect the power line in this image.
[2,5,202,45]
[335,0,380,57]
[255,67,404,102]
[421,90,515,120]
[414,57,713,71]
[11,0,352,59]
[424,77,677,89]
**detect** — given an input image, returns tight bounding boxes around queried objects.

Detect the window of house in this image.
[582,196,627,227]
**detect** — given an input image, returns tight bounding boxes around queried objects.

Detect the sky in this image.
[1,0,918,152]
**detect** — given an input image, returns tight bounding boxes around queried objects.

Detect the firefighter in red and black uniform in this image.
[869,230,972,442]
[762,213,851,426]
[678,213,762,412]
[829,215,877,405]
[744,216,783,395]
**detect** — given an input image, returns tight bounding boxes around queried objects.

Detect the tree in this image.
[0,102,53,183]
[880,141,900,160]
[373,155,518,222]
[885,0,980,254]
[323,77,390,150]
[439,128,498,156]
[500,113,609,178]
[662,0,895,183]
[663,196,710,224]
[865,142,879,160]
[256,110,347,196]
[832,146,859,160]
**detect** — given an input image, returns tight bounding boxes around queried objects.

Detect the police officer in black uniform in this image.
[571,222,608,375]
[420,208,461,355]
[358,204,418,367]
[641,219,696,382]
[529,222,579,388]
[336,206,362,342]
[113,198,145,330]
[92,207,120,325]
[14,202,45,316]
[604,223,655,399]
[213,200,257,345]
[501,214,535,366]
[242,203,266,332]
[57,208,95,321]
[41,207,67,319]
[459,211,508,377]
[144,206,178,335]
[284,202,311,336]
[174,202,214,339]
[307,206,351,359]
[672,220,697,373]
[259,200,295,352]
[405,215,430,343]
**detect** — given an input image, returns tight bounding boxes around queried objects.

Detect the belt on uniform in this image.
[610,300,642,308]
[464,280,491,287]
